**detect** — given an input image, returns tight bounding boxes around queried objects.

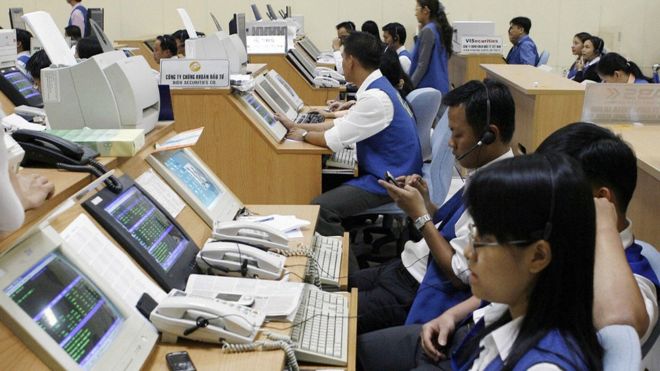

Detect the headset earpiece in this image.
[480,130,496,145]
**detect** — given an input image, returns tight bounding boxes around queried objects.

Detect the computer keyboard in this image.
[308,235,342,288]
[295,112,326,124]
[289,285,348,366]
[325,148,356,169]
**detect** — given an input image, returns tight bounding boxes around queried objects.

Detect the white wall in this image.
[2,0,659,73]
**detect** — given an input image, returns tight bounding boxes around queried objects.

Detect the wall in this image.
[2,0,658,73]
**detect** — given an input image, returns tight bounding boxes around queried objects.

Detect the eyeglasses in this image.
[468,224,536,249]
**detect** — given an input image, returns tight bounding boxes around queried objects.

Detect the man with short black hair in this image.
[332,21,355,74]
[15,28,32,74]
[153,35,178,64]
[172,29,189,56]
[382,22,411,74]
[276,31,422,240]
[506,16,538,65]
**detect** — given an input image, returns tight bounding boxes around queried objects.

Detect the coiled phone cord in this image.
[222,333,299,371]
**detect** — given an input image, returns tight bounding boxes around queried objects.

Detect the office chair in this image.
[598,325,642,371]
[637,240,660,369]
[536,50,550,67]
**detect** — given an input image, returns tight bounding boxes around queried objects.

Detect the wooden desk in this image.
[247,63,268,76]
[481,64,585,151]
[249,54,342,106]
[170,88,331,204]
[599,124,660,247]
[116,36,159,70]
[0,90,15,113]
[448,53,505,88]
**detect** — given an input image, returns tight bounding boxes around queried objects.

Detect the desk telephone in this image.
[314,67,345,83]
[11,129,123,193]
[150,289,265,344]
[212,220,289,250]
[197,239,286,280]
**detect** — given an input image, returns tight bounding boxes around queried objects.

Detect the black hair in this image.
[382,22,407,45]
[417,0,453,56]
[335,21,356,32]
[442,79,515,143]
[76,36,103,59]
[25,50,51,81]
[585,36,604,56]
[15,28,32,52]
[510,16,532,34]
[380,48,414,98]
[361,21,380,40]
[156,35,178,56]
[574,32,591,43]
[172,29,189,42]
[459,153,602,371]
[596,52,653,83]
[65,25,82,41]
[342,31,381,70]
[537,122,637,214]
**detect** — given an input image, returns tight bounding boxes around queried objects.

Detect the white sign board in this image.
[456,36,503,54]
[160,59,229,88]
[582,84,660,123]
[246,35,287,54]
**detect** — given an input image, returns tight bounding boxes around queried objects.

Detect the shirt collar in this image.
[620,219,634,249]
[396,46,406,54]
[516,34,530,46]
[356,69,383,96]
[467,148,514,178]
[73,3,84,10]
[489,313,524,360]
[585,56,601,68]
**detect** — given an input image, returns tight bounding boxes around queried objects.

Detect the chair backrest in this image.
[537,50,550,66]
[406,88,442,162]
[425,109,454,207]
[598,325,642,371]
[637,240,660,367]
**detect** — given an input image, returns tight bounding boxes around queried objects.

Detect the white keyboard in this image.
[325,148,356,169]
[289,285,348,366]
[308,235,342,288]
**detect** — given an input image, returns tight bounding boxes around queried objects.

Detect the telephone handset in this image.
[196,240,285,280]
[12,129,123,193]
[212,220,289,250]
[313,76,341,88]
[314,67,345,83]
[150,289,265,344]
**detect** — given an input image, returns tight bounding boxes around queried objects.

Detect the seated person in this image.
[275,32,422,240]
[172,29,189,56]
[15,28,32,74]
[332,21,356,75]
[597,52,654,84]
[382,22,412,74]
[345,79,515,334]
[75,36,103,59]
[65,25,82,43]
[361,20,385,50]
[505,16,538,65]
[574,36,604,83]
[361,153,605,370]
[152,34,178,64]
[25,50,51,91]
[567,32,591,79]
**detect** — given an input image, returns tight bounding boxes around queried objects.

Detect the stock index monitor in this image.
[83,175,199,291]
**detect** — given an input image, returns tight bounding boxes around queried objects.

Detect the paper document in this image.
[61,214,167,306]
[239,214,310,232]
[176,8,198,39]
[1,114,46,131]
[136,170,186,218]
[186,275,304,321]
[154,127,204,152]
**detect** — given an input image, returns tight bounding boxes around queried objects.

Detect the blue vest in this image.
[398,49,412,60]
[16,54,30,66]
[626,241,660,290]
[567,63,578,79]
[410,23,449,93]
[345,76,422,196]
[634,78,650,84]
[404,187,472,324]
[68,4,90,37]
[452,321,590,371]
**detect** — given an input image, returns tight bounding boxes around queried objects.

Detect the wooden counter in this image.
[116,36,159,70]
[481,64,585,151]
[448,53,505,88]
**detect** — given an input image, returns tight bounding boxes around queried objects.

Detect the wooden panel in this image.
[448,54,505,88]
[117,38,159,70]
[482,64,585,95]
[249,54,342,106]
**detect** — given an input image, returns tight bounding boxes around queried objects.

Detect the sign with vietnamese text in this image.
[246,35,287,54]
[160,59,229,88]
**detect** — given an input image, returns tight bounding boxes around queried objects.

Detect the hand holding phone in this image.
[384,171,403,188]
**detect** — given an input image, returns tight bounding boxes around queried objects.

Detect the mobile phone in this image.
[166,351,196,371]
[384,171,402,188]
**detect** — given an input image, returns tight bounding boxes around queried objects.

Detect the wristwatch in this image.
[414,214,432,231]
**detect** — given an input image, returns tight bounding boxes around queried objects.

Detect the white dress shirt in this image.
[396,46,412,74]
[323,69,393,153]
[333,48,344,75]
[69,3,86,36]
[0,131,25,233]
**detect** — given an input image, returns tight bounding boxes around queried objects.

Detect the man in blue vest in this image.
[505,16,538,65]
[382,22,412,74]
[66,0,89,37]
[15,29,32,77]
[275,31,423,238]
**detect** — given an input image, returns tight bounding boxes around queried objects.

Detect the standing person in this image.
[505,16,539,65]
[573,36,604,83]
[66,0,89,37]
[567,32,591,79]
[382,22,412,74]
[410,0,453,94]
[597,52,654,84]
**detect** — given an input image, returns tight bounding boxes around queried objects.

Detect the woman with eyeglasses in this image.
[449,153,603,370]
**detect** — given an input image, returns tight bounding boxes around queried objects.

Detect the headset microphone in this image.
[455,131,495,161]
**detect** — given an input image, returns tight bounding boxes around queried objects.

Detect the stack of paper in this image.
[238,214,310,238]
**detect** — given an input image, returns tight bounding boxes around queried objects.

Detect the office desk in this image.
[247,63,268,76]
[116,36,159,70]
[249,54,343,105]
[170,88,332,204]
[0,90,15,112]
[481,64,585,151]
[448,53,505,88]
[599,124,660,247]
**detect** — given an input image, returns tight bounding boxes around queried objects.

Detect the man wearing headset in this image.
[349,79,516,334]
[382,22,412,74]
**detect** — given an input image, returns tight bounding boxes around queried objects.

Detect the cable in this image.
[222,333,299,371]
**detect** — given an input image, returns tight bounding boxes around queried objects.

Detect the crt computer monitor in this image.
[254,75,297,121]
[291,47,317,77]
[0,227,157,371]
[144,38,156,52]
[82,175,199,292]
[8,7,24,29]
[146,148,244,228]
[286,50,316,85]
[236,92,287,142]
[299,37,322,60]
[0,66,43,107]
[265,69,304,111]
